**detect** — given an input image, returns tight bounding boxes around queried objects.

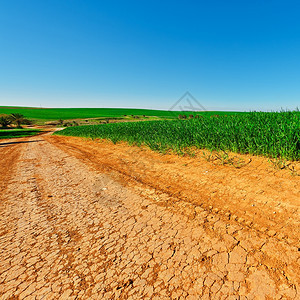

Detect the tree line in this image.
[0,114,31,129]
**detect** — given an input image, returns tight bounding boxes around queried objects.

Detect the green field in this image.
[0,129,41,139]
[55,111,300,161]
[0,106,243,123]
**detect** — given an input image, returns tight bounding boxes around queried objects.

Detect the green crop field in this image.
[0,106,243,123]
[56,111,300,161]
[0,129,41,139]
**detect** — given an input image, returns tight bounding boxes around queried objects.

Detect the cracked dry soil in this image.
[0,133,299,299]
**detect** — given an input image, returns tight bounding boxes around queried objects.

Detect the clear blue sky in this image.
[0,0,299,111]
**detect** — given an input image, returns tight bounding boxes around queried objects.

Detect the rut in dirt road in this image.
[0,135,299,299]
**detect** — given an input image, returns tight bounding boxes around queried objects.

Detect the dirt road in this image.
[0,133,299,299]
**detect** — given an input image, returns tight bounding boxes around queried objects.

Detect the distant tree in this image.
[21,118,32,125]
[9,113,27,128]
[0,114,11,128]
[178,114,187,119]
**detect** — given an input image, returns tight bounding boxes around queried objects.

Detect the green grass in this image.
[55,111,300,161]
[0,129,41,139]
[0,106,243,123]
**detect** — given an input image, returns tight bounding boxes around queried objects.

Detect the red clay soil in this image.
[0,133,299,299]
[49,135,300,246]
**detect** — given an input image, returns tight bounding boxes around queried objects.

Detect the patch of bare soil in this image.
[0,133,299,299]
[49,135,300,246]
[0,138,25,192]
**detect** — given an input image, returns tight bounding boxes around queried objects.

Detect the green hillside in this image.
[0,106,243,123]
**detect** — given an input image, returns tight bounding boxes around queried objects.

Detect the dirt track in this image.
[0,133,299,299]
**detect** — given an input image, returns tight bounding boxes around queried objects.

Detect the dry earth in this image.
[0,132,299,299]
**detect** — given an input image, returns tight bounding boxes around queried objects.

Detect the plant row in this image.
[56,111,300,161]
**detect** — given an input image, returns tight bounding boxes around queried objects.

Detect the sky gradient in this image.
[0,0,299,111]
